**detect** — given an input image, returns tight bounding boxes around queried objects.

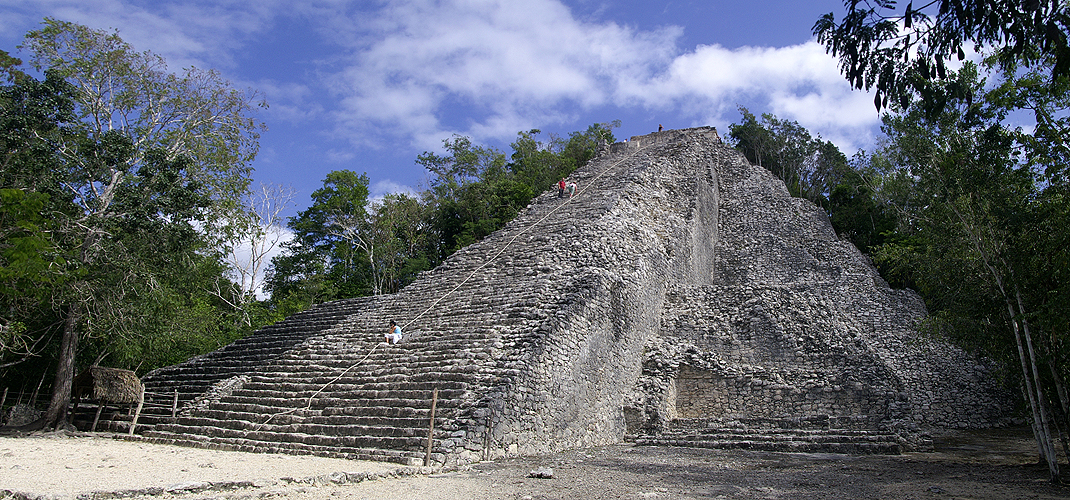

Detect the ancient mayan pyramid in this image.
[137,127,1008,465]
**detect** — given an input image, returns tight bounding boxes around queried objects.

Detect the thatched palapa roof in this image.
[73,366,143,404]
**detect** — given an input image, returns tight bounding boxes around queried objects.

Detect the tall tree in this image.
[20,18,265,231]
[267,171,372,302]
[814,0,1070,112]
[2,20,264,428]
[417,136,508,255]
[362,193,431,295]
[817,3,1070,480]
[729,108,849,205]
[0,70,79,374]
[0,81,219,427]
[869,64,1066,481]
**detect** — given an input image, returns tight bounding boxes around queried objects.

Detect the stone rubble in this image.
[127,127,1010,464]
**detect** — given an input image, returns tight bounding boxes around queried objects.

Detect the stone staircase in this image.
[634,417,905,455]
[132,129,686,464]
[123,127,1006,464]
[140,306,510,465]
[133,298,371,430]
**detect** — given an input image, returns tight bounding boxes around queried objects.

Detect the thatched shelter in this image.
[74,366,142,403]
[72,366,144,433]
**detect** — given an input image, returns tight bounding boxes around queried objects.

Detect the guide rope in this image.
[257,136,662,426]
[400,141,650,332]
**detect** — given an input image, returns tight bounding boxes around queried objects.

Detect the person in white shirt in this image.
[385,320,403,344]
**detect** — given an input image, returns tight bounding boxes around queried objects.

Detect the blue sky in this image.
[1,0,881,217]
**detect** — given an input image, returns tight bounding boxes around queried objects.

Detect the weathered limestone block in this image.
[139,127,1009,464]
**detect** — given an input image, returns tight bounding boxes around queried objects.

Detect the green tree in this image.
[729,107,777,169]
[0,76,225,426]
[0,189,64,369]
[986,54,1070,184]
[729,108,849,205]
[20,18,265,233]
[870,64,1067,481]
[813,0,1070,112]
[0,70,79,374]
[827,167,898,255]
[1,20,264,429]
[817,0,1070,476]
[418,136,508,256]
[363,193,432,295]
[0,49,27,84]
[267,171,372,302]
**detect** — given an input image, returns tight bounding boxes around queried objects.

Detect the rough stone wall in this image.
[406,127,734,461]
[627,134,1008,438]
[456,130,705,459]
[140,126,1009,464]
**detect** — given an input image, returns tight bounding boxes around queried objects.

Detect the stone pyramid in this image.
[136,127,1008,465]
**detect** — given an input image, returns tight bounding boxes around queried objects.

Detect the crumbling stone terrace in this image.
[133,127,1010,465]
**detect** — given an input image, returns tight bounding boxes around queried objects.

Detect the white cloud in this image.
[326,0,681,147]
[324,149,356,163]
[367,180,420,211]
[615,41,881,152]
[5,0,883,166]
[1,0,283,72]
[312,0,879,155]
[371,179,418,198]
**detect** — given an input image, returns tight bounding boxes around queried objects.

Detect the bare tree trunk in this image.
[1018,291,1061,482]
[1007,297,1060,481]
[952,204,1060,482]
[1048,363,1070,466]
[43,306,80,429]
[1011,306,1049,458]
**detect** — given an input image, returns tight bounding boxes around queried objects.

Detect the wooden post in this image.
[482,410,493,461]
[171,389,179,418]
[1,387,8,411]
[91,403,103,432]
[129,386,144,436]
[30,370,46,407]
[425,388,439,467]
[70,393,81,427]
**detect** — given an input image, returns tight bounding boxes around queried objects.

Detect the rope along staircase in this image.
[132,132,665,464]
[119,127,1004,463]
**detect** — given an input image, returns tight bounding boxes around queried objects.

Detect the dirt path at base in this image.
[1,428,1068,500]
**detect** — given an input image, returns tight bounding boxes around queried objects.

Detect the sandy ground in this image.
[1,428,1069,500]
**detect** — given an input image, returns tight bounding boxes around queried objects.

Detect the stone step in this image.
[656,428,900,443]
[165,415,446,440]
[240,379,469,393]
[669,415,881,432]
[259,362,489,378]
[635,435,902,455]
[135,431,427,466]
[289,349,499,365]
[149,422,431,452]
[637,416,904,455]
[190,408,438,428]
[246,370,487,386]
[214,395,458,412]
[229,387,469,401]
